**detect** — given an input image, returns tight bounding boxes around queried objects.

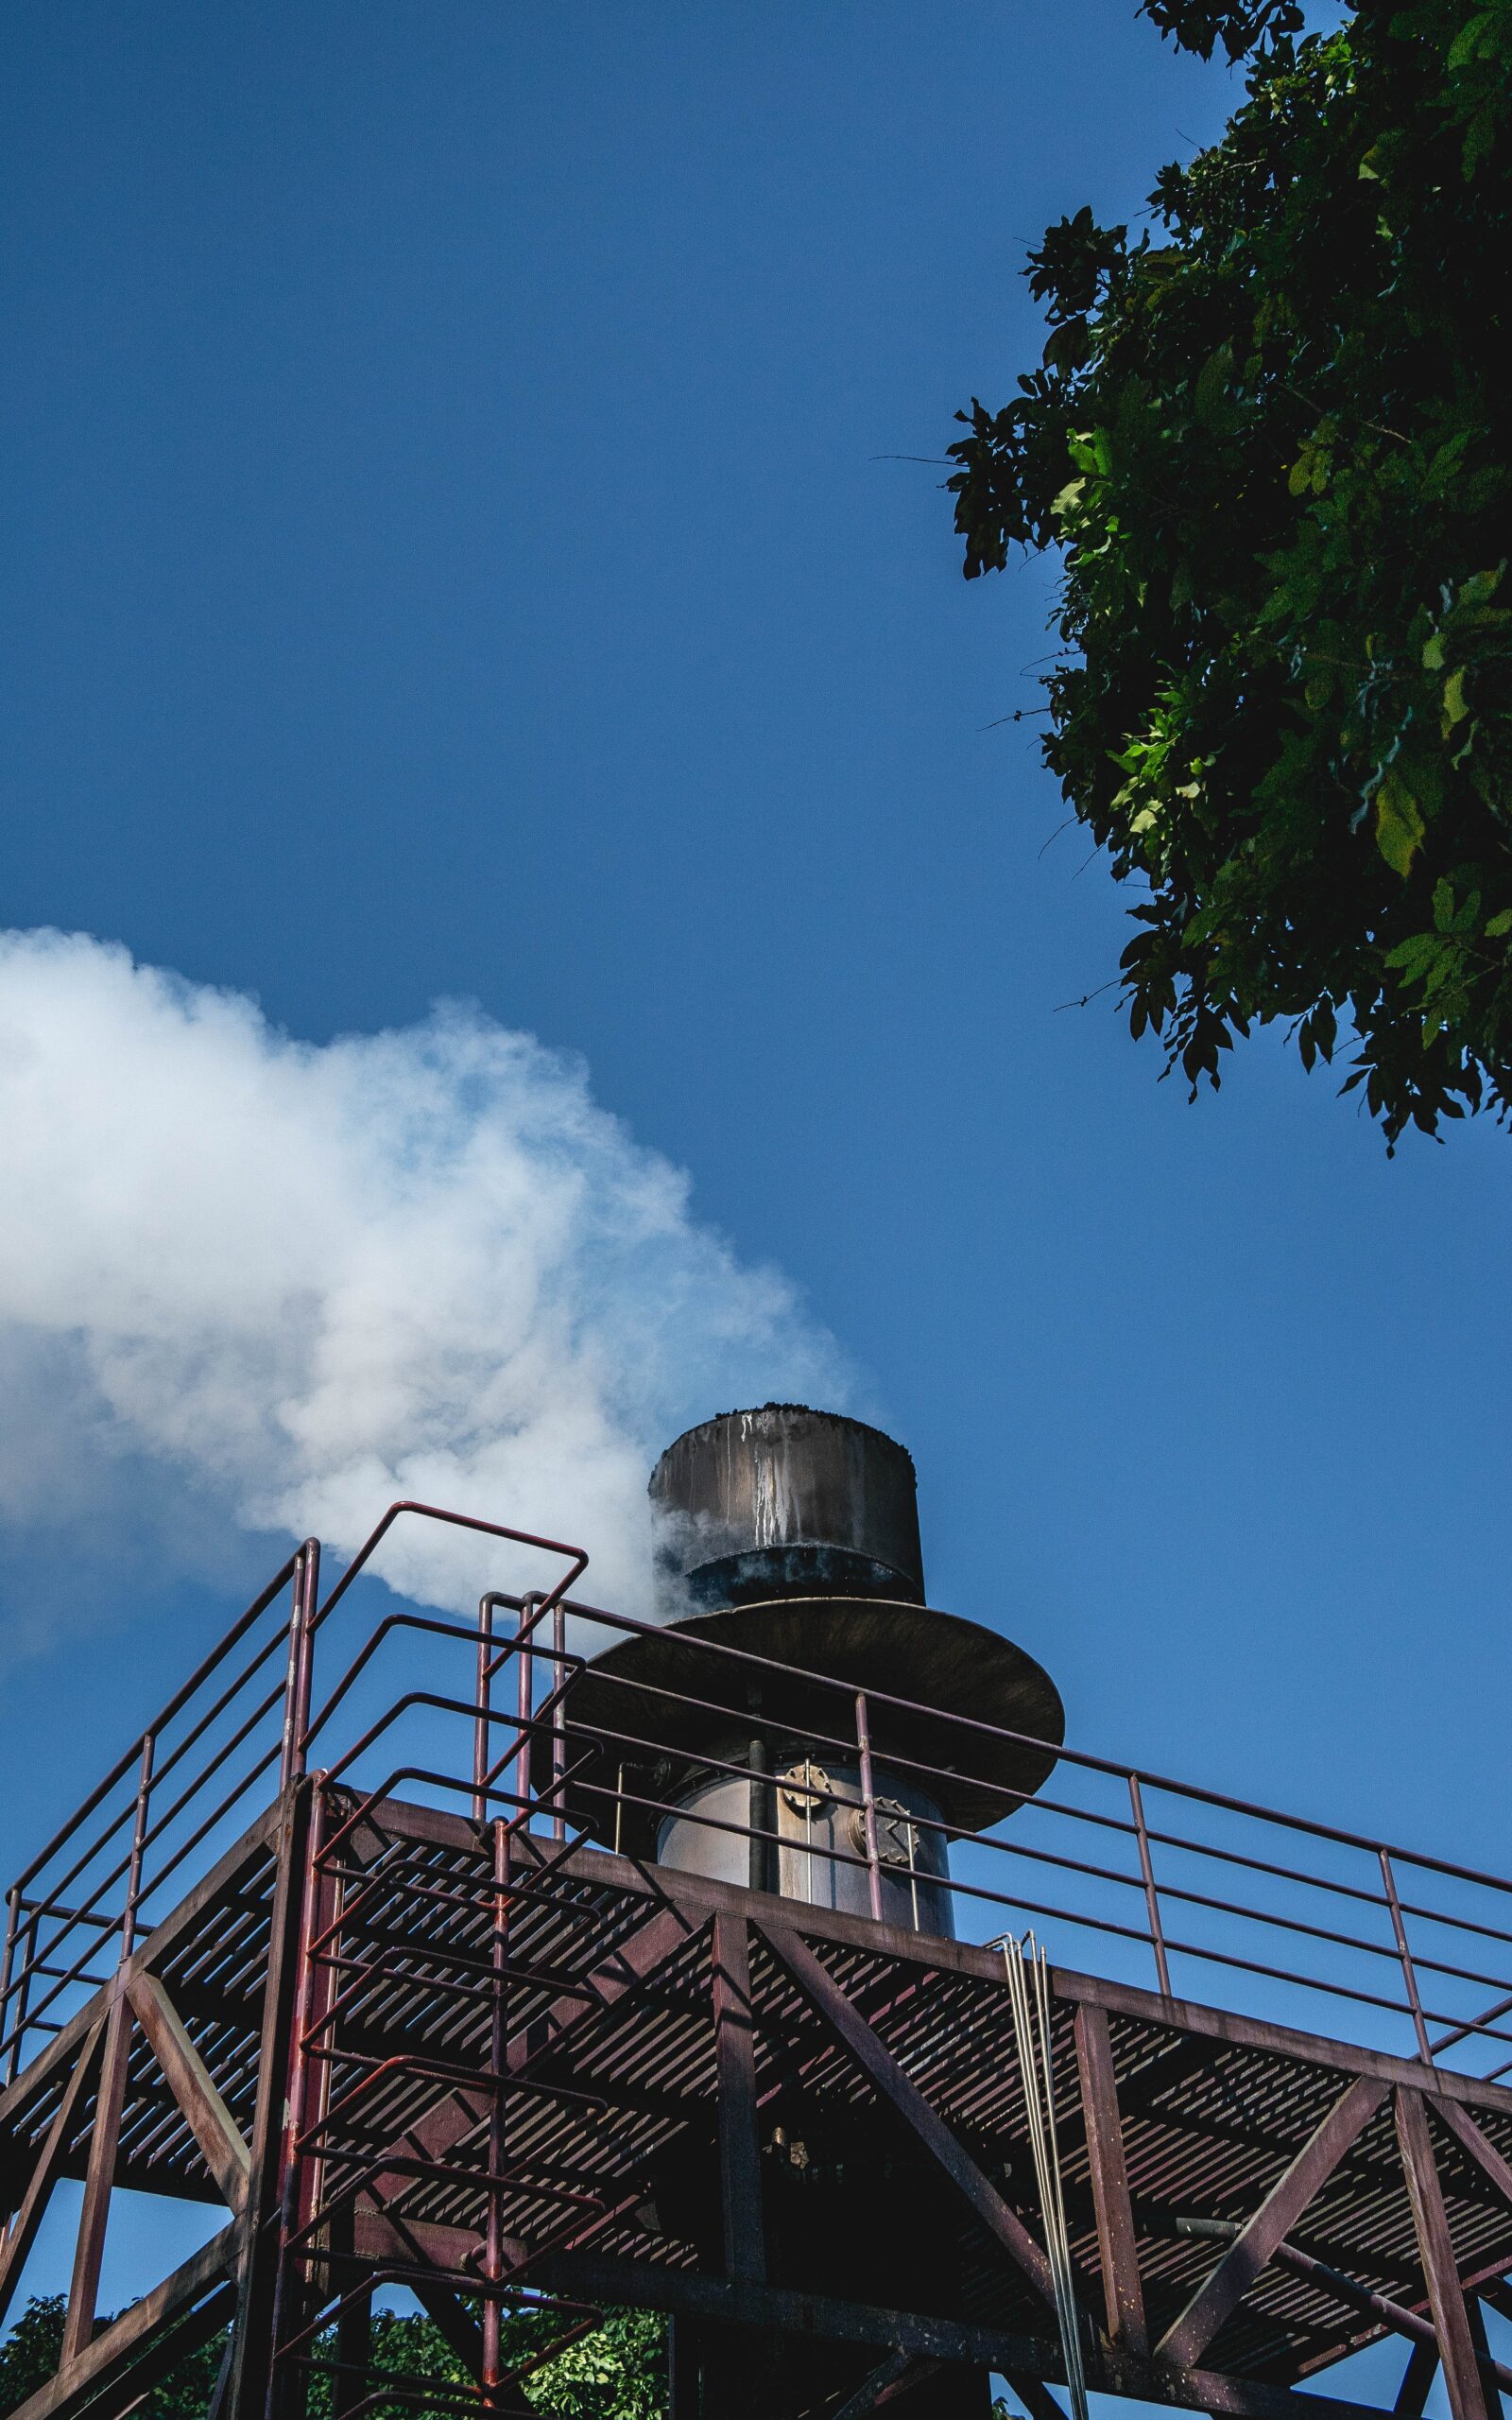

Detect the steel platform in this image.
[4,1509,1512,2418]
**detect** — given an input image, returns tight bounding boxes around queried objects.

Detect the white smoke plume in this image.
[0,929,848,1644]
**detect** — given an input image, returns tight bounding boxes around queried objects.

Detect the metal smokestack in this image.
[650,1403,925,1612]
[557,1406,1064,1939]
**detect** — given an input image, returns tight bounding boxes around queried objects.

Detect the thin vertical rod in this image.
[9,1910,39,2090]
[515,1594,538,1832]
[482,1813,510,2409]
[855,1691,884,1923]
[1128,1773,1171,1996]
[551,1595,567,1842]
[120,1733,156,1960]
[1381,1848,1435,2064]
[279,1542,321,1790]
[268,1783,335,2419]
[473,1595,496,1824]
[747,1732,768,1896]
[1,1886,20,2085]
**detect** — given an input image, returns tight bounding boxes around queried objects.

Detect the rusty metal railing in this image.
[8,1506,1512,2087]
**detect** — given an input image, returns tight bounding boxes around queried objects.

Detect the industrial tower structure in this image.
[5,1407,1512,2419]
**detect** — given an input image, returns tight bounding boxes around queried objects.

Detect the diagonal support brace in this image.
[1158,2076,1386,2369]
[756,1919,1057,2308]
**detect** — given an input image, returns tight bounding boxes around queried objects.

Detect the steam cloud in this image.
[0,929,847,1645]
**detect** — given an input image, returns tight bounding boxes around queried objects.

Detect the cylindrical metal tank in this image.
[655,1748,953,1933]
[651,1403,925,1611]
[549,1408,1064,1945]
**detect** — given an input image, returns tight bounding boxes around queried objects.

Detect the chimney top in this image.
[650,1404,925,1613]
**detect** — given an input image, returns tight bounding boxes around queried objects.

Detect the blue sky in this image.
[2,0,1510,2358]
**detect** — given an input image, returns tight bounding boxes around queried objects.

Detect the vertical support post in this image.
[61,1995,133,2365]
[0,1886,18,2086]
[280,1543,320,1791]
[15,1910,39,2081]
[268,1782,341,2420]
[1074,2001,1146,2355]
[514,1594,539,1830]
[121,1733,155,1960]
[1381,1850,1434,2065]
[1397,2085,1489,2420]
[1128,1774,1171,1997]
[747,1725,768,1897]
[855,1691,885,1924]
[3,1898,36,2087]
[221,1778,314,2420]
[473,1595,496,1824]
[481,1813,510,2411]
[712,1913,765,2285]
[551,1594,567,1843]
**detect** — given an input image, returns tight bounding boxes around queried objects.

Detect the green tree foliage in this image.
[947,0,1512,1145]
[0,2296,666,2418]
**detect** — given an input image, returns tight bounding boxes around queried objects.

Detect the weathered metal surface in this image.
[649,1405,927,1610]
[5,1499,1512,2417]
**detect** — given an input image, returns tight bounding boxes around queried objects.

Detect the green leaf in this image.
[1194,340,1235,419]
[1442,665,1470,727]
[1384,933,1443,977]
[1485,909,1512,938]
[1374,771,1427,876]
[1448,11,1501,70]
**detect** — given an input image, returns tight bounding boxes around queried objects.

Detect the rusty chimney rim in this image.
[662,1403,917,1477]
[649,1404,925,1613]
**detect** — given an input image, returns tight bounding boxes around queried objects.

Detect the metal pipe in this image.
[1128,1773,1172,1997]
[8,1907,38,2086]
[1381,1847,1434,2063]
[552,1594,568,1843]
[289,1538,321,1781]
[474,1595,497,1824]
[482,1813,510,2411]
[120,1733,156,1959]
[0,1886,19,2085]
[856,1690,885,1923]
[747,1732,768,1896]
[517,1594,540,1837]
[279,1546,310,1792]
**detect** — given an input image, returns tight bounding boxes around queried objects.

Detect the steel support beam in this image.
[712,1912,765,2285]
[1075,1999,1147,2356]
[757,1918,1057,2309]
[127,1972,250,2211]
[61,1997,134,2366]
[0,2021,104,2333]
[1397,2087,1490,2420]
[1157,2077,1387,2367]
